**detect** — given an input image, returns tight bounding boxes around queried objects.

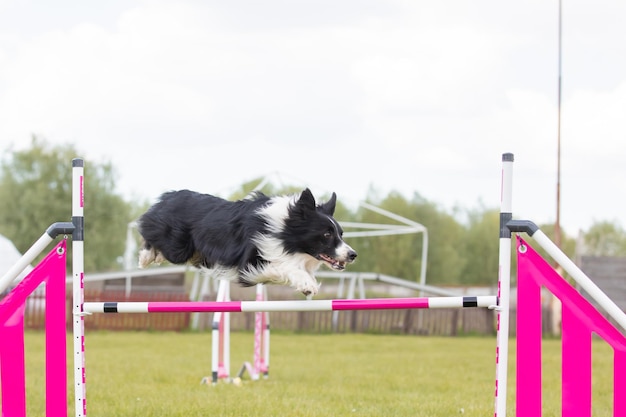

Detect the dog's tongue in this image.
[320,254,345,270]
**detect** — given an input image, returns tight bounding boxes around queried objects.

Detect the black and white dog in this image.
[137,188,357,296]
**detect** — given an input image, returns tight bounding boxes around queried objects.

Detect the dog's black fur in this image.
[137,188,356,295]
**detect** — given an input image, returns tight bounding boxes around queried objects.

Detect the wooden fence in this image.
[24,290,190,332]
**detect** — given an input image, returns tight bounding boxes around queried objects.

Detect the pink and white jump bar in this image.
[83,296,497,314]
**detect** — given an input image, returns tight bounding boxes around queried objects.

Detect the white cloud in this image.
[0,0,625,234]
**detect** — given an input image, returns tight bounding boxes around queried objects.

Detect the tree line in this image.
[1,138,625,286]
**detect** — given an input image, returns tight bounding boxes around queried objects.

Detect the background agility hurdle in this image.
[206,281,271,385]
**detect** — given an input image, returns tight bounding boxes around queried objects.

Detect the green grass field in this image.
[16,331,616,416]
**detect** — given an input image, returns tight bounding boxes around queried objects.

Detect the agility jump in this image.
[1,154,626,417]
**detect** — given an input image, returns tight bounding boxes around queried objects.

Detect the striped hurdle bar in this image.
[83,296,497,314]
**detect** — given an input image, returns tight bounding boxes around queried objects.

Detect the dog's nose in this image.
[348,250,357,262]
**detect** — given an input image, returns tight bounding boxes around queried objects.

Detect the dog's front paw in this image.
[295,278,321,297]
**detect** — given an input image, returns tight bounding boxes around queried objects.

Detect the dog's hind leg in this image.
[138,246,166,268]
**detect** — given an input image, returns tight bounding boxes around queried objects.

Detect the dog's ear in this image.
[318,192,337,216]
[295,188,317,213]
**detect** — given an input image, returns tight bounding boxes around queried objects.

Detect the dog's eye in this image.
[324,231,332,239]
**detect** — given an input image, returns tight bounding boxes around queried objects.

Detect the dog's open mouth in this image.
[318,254,346,270]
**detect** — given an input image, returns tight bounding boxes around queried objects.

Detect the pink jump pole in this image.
[82,295,497,314]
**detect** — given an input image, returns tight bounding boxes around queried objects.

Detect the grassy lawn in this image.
[13,331,616,416]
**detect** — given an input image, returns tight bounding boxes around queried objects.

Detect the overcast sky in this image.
[1,0,625,235]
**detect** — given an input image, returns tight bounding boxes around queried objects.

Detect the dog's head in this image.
[282,188,357,270]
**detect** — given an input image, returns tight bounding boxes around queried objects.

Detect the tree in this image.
[460,208,500,285]
[0,137,134,271]
[351,191,423,280]
[407,193,466,285]
[351,191,466,285]
[580,220,626,256]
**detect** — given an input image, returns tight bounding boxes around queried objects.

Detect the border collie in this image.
[137,188,357,296]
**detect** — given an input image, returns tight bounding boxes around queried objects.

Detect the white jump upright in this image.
[494,152,514,416]
[72,159,87,417]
